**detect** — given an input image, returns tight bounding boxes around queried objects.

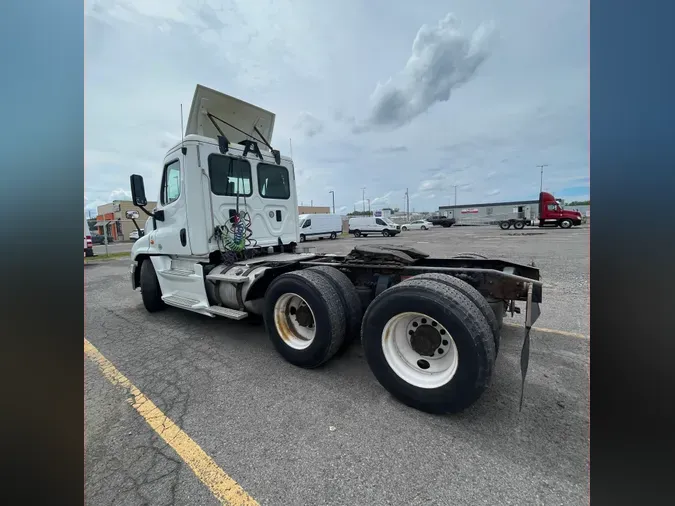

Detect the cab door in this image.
[147,155,191,256]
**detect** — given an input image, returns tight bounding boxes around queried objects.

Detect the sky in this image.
[84,0,588,216]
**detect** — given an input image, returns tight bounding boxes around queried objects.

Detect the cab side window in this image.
[376,218,386,226]
[547,204,557,211]
[161,160,181,205]
[303,219,311,228]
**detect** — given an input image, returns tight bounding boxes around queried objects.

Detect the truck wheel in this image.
[307,266,363,346]
[361,279,495,414]
[300,234,306,242]
[382,230,391,237]
[401,226,408,231]
[499,221,511,230]
[330,232,337,240]
[401,274,501,355]
[140,259,166,313]
[560,219,573,229]
[263,270,346,368]
[354,230,362,238]
[513,221,525,230]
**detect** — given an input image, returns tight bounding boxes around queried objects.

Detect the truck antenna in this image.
[180,104,187,155]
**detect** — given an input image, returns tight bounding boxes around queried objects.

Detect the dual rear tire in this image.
[361,276,497,414]
[263,267,363,368]
[264,267,499,414]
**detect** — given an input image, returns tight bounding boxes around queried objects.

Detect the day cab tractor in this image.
[537,192,584,229]
[127,85,543,415]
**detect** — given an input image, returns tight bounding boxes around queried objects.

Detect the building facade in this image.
[298,205,331,215]
[95,200,157,241]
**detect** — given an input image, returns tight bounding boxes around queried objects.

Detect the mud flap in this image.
[520,282,541,411]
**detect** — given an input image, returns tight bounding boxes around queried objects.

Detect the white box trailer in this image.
[126,84,544,415]
[298,213,342,242]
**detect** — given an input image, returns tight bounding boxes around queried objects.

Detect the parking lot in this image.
[85,225,589,505]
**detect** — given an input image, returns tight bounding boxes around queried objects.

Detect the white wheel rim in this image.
[381,312,459,389]
[274,293,316,350]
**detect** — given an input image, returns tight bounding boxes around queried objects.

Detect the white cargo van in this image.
[348,216,401,237]
[298,213,342,242]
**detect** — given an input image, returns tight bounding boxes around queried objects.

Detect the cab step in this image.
[206,306,248,320]
[162,294,206,310]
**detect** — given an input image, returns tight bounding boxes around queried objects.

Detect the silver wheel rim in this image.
[382,312,459,389]
[274,293,316,350]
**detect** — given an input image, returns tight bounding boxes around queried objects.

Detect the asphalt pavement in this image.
[85,225,590,505]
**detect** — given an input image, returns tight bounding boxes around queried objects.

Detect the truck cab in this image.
[131,85,299,263]
[538,192,583,228]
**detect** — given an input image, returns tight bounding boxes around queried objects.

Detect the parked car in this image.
[90,232,108,245]
[130,229,144,241]
[400,219,432,231]
[84,214,93,257]
[427,215,456,227]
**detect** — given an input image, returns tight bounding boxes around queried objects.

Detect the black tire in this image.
[401,226,408,231]
[560,219,573,229]
[382,230,390,237]
[421,225,428,230]
[307,266,363,346]
[513,221,525,230]
[300,234,306,242]
[140,259,166,312]
[362,234,368,237]
[361,279,495,414]
[263,270,346,368]
[354,230,362,238]
[85,247,94,257]
[499,221,511,230]
[330,232,337,240]
[401,274,501,355]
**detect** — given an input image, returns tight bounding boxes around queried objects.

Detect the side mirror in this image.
[130,174,147,207]
[126,210,140,219]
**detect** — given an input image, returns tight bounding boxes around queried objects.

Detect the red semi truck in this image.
[537,192,584,229]
[499,192,584,230]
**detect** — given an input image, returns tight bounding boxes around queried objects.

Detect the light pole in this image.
[537,164,548,194]
[329,190,335,214]
[361,187,366,213]
[367,198,371,214]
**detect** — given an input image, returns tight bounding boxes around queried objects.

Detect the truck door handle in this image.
[180,228,187,246]
[276,210,282,222]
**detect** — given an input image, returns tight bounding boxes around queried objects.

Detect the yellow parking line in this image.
[84,339,259,506]
[504,323,588,339]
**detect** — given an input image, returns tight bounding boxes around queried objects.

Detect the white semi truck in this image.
[128,85,543,414]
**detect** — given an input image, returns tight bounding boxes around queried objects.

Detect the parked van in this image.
[84,213,93,257]
[348,216,401,237]
[298,213,343,242]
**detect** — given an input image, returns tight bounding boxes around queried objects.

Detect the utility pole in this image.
[311,200,313,207]
[329,190,335,214]
[361,187,366,213]
[537,164,548,194]
[367,198,371,214]
[289,138,293,158]
[405,188,410,222]
[449,185,459,218]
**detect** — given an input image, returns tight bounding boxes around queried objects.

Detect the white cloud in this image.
[357,13,496,131]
